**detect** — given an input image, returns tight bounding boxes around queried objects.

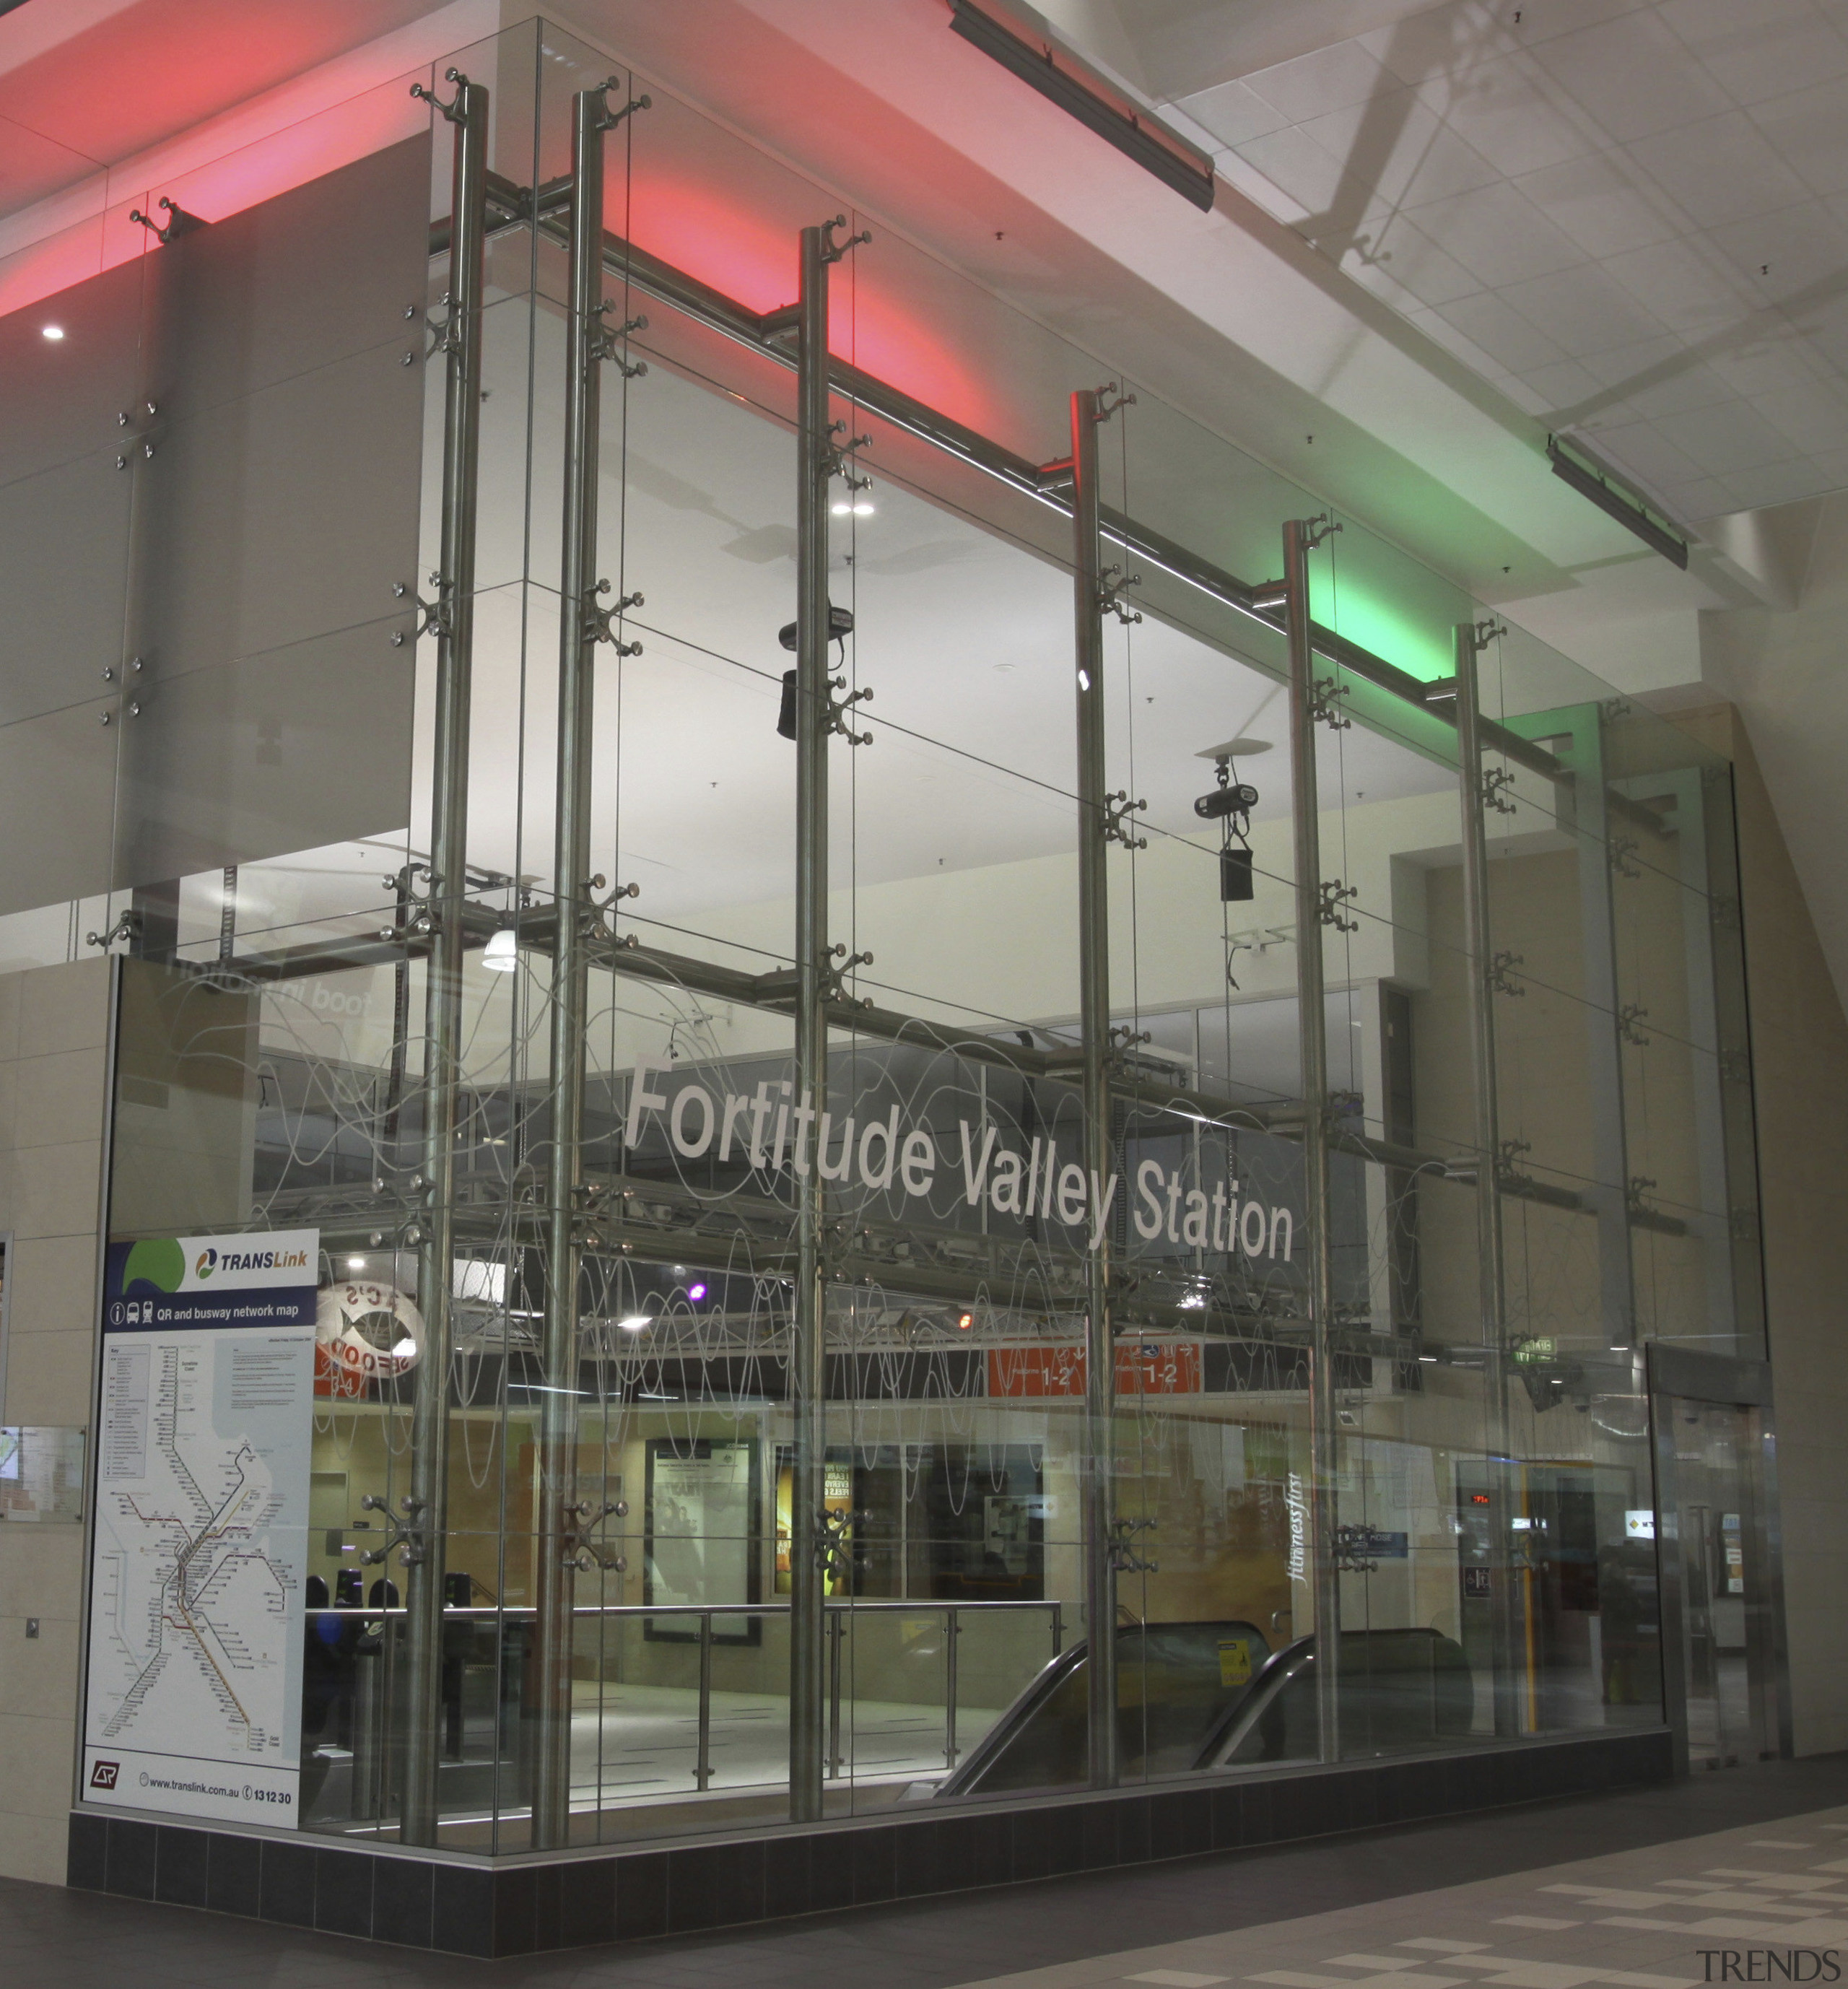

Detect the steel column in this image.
[789,218,839,1824]
[1283,516,1341,1764]
[401,66,487,1849]
[532,82,617,1851]
[1549,708,1638,1351]
[1071,386,1117,1788]
[1453,622,1525,1737]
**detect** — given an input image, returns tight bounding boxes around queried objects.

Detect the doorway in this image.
[1648,1347,1787,1772]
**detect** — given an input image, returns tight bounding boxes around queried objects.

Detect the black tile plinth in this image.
[66,1728,1675,1957]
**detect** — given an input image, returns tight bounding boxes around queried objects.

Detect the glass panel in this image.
[49,0,1780,1859]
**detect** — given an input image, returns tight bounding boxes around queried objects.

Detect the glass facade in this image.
[9,18,1764,1855]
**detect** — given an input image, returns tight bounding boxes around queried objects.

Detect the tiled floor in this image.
[943,1805,1848,1989]
[6,1755,1848,1988]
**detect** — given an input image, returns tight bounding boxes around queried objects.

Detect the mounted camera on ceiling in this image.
[776,604,856,737]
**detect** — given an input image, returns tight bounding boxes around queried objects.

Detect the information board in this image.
[82,1230,318,1825]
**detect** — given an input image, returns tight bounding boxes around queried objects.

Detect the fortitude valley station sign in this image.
[626,1062,1299,1261]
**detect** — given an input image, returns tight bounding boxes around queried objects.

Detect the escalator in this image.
[938,1619,1270,1797]
[1193,1627,1474,1767]
[938,1622,1474,1797]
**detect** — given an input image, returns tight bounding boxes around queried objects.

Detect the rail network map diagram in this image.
[84,1232,317,1824]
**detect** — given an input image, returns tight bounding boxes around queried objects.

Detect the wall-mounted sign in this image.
[987,1341,1204,1398]
[626,1064,1297,1260]
[315,1279,423,1388]
[84,1229,318,1825]
[104,1229,317,1331]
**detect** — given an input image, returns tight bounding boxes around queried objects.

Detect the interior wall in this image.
[0,955,110,1884]
[1668,701,1848,1759]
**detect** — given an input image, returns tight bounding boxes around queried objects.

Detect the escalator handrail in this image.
[934,1637,1091,1798]
[1190,1635,1316,1770]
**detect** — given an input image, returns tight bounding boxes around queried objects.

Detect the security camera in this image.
[1194,782,1259,820]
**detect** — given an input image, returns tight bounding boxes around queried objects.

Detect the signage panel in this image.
[84,1230,318,1825]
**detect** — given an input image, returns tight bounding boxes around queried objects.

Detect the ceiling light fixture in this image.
[481,926,518,972]
[41,324,64,341]
[1546,434,1689,570]
[617,1313,650,1333]
[947,0,1214,212]
[687,1281,707,1302]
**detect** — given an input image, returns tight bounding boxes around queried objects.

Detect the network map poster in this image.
[82,1230,318,1825]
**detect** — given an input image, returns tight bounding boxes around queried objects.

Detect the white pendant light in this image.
[481,926,519,972]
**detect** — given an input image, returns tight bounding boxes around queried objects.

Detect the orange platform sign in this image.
[987,1341,1202,1398]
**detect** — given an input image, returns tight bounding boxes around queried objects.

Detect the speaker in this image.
[1220,847,1255,902]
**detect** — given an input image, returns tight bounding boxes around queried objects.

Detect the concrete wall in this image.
[0,956,112,1884]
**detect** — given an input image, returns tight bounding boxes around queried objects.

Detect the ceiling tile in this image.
[1510,356,1610,411]
[1626,110,1813,226]
[1799,441,1848,486]
[1574,416,1707,489]
[1398,179,1590,287]
[1751,77,1848,196]
[1405,301,1517,378]
[1704,199,1848,306]
[1704,337,1835,397]
[1658,0,1848,108]
[1298,87,1504,210]
[1720,457,1833,507]
[1242,41,1394,123]
[1233,127,1350,214]
[1341,251,1470,320]
[1413,56,1603,175]
[1174,77,1292,150]
[1654,396,1801,471]
[1619,358,1748,419]
[1603,235,1757,331]
[1658,474,1740,518]
[1499,259,1673,350]
[1752,382,1848,448]
[1368,0,1657,80]
[1578,332,1691,384]
[1363,1,1525,84]
[1513,148,1696,256]
[1347,206,1486,305]
[1528,13,1733,140]
[1434,290,1569,371]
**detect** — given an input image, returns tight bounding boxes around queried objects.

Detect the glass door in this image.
[1663,1398,1774,1769]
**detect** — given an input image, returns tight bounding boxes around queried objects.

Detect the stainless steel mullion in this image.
[789,219,835,1824]
[1454,622,1524,1737]
[944,1606,961,1767]
[695,1612,715,1790]
[402,66,487,1849]
[532,81,619,1852]
[1283,517,1341,1764]
[1070,386,1117,1790]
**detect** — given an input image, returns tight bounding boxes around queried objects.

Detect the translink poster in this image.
[83,1230,318,1824]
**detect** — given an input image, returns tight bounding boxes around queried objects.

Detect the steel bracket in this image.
[1103,790,1149,848]
[1317,879,1359,931]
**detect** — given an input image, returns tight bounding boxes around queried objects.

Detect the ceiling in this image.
[0,0,448,206]
[1076,0,1848,528]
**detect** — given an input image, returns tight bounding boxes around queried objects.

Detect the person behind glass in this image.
[300,1575,355,1807]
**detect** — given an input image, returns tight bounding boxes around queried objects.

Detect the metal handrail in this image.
[340,1597,1063,1803]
